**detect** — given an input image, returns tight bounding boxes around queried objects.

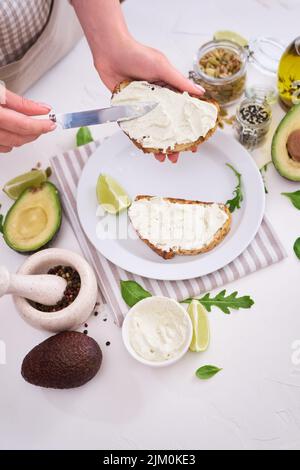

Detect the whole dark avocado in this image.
[21,332,102,389]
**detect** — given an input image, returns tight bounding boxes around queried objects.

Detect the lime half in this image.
[188,300,210,352]
[3,169,50,200]
[213,30,249,48]
[97,174,131,215]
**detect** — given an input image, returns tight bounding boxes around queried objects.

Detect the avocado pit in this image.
[287,129,300,162]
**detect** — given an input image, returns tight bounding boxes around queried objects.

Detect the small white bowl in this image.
[122,296,193,368]
[14,248,98,333]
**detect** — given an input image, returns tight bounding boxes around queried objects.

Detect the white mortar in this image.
[14,249,98,333]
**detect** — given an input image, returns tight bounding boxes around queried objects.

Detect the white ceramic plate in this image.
[77,131,265,281]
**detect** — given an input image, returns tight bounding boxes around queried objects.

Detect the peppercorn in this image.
[29,266,81,313]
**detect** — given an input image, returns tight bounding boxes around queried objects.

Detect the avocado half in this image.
[3,182,62,253]
[272,104,300,181]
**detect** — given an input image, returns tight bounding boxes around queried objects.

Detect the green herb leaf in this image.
[259,161,272,194]
[225,163,243,213]
[121,280,152,307]
[293,238,300,259]
[76,127,94,147]
[182,290,254,314]
[196,365,222,380]
[282,191,300,210]
[261,161,272,173]
[0,214,3,234]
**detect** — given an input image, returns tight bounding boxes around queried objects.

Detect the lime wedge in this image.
[96,174,131,215]
[188,300,210,352]
[213,30,249,48]
[3,169,50,200]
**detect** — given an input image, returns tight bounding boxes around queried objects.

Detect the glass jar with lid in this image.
[191,40,247,106]
[190,37,285,107]
[234,97,272,149]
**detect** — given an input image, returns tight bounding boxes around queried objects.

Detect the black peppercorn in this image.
[29,266,81,313]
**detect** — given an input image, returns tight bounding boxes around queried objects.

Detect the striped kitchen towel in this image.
[51,140,287,327]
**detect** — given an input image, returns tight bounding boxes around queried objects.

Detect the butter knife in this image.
[49,103,157,129]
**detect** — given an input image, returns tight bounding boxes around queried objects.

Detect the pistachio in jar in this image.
[191,40,247,106]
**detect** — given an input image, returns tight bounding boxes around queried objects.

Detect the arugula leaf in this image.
[282,190,300,210]
[121,280,152,307]
[260,161,272,194]
[225,163,243,213]
[261,161,272,173]
[196,365,222,380]
[182,290,254,314]
[293,238,300,259]
[76,127,94,147]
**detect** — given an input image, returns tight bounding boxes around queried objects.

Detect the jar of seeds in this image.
[191,40,248,106]
[234,98,272,149]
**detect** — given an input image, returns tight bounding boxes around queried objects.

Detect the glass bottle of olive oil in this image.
[278,37,300,109]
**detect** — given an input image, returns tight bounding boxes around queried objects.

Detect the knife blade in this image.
[49,103,158,129]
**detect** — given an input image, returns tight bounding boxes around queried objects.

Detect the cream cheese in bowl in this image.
[122,297,193,367]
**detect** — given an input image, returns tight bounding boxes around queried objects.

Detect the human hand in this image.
[0,90,55,153]
[96,39,205,163]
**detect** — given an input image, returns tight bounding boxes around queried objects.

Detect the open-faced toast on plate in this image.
[129,195,231,260]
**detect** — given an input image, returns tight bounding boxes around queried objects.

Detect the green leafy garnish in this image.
[282,190,300,210]
[196,365,222,380]
[76,127,94,147]
[261,161,272,173]
[182,290,254,314]
[293,238,300,259]
[121,280,152,307]
[225,163,243,213]
[260,161,272,194]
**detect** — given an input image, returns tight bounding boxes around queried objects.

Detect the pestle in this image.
[0,266,67,306]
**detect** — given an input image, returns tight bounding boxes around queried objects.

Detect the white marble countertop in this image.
[0,0,300,451]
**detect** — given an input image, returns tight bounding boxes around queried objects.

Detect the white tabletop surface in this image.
[1,0,300,451]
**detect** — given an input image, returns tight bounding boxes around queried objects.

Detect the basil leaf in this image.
[76,127,94,147]
[293,238,300,259]
[121,280,152,307]
[0,214,3,234]
[196,365,222,380]
[282,191,300,210]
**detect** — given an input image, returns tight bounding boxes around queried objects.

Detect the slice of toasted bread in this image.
[112,80,220,155]
[129,196,231,260]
